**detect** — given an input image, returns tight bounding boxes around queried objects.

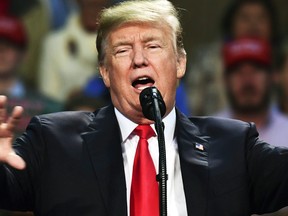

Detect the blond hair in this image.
[96,0,185,65]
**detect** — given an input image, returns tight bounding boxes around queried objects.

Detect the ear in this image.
[99,65,111,88]
[176,53,186,79]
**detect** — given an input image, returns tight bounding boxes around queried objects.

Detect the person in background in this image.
[47,0,124,30]
[0,16,61,138]
[188,0,280,115]
[8,0,50,89]
[48,0,78,30]
[38,0,110,102]
[217,38,288,148]
[0,15,61,216]
[0,1,287,215]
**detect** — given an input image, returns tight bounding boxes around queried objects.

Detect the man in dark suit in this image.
[0,0,287,215]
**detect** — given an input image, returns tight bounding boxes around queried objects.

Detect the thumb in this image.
[6,152,26,170]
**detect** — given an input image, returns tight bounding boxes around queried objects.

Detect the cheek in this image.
[228,76,240,89]
[257,22,271,38]
[229,82,240,95]
[108,60,130,85]
[234,20,249,35]
[0,52,19,69]
[108,73,133,100]
[226,76,245,96]
[255,74,270,88]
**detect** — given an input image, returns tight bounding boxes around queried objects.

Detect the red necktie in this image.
[130,125,159,216]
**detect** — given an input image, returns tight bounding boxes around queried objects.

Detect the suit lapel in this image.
[80,107,209,216]
[176,110,209,216]
[81,105,127,216]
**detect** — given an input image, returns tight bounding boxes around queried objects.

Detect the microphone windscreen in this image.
[139,87,166,121]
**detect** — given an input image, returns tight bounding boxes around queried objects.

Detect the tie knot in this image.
[134,125,155,139]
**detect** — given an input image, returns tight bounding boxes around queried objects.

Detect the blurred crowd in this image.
[0,0,288,215]
[188,0,288,149]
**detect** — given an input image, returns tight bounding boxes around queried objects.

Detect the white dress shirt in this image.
[115,108,188,216]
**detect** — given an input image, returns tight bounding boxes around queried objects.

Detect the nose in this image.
[132,46,148,68]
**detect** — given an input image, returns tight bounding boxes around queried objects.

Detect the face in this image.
[233,3,271,40]
[100,23,186,124]
[225,62,271,113]
[0,42,23,78]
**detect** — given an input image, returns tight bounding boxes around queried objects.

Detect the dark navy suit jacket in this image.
[0,105,288,216]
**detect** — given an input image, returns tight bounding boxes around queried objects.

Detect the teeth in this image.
[132,76,154,89]
[138,77,149,81]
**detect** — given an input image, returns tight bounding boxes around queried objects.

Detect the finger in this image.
[6,152,26,170]
[6,106,24,131]
[0,95,7,124]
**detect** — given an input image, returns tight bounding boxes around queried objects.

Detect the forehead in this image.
[107,22,173,45]
[229,61,269,73]
[237,3,268,15]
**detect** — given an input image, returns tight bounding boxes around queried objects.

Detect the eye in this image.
[147,44,160,49]
[146,43,162,53]
[114,46,131,56]
[117,49,128,54]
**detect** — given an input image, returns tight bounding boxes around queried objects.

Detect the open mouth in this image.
[132,77,155,90]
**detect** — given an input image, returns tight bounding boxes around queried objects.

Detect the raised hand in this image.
[0,95,25,169]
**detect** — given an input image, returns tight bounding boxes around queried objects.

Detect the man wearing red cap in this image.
[218,38,288,148]
[0,16,61,137]
[0,15,62,216]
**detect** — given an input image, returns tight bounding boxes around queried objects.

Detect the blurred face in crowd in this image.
[0,41,23,78]
[233,3,272,40]
[225,62,272,114]
[100,23,186,124]
[78,0,109,32]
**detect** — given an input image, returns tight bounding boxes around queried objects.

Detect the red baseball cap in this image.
[0,0,9,15]
[223,38,272,69]
[0,16,28,49]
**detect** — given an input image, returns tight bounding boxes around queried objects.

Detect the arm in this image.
[0,96,40,211]
[246,123,288,214]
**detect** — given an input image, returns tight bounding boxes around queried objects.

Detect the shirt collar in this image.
[115,108,138,143]
[114,107,176,143]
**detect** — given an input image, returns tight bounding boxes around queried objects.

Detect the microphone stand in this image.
[151,91,168,216]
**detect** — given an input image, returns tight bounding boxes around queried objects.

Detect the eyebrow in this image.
[142,35,163,43]
[112,40,132,49]
[111,35,164,49]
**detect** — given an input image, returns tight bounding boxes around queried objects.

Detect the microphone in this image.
[139,86,168,216]
[139,87,166,121]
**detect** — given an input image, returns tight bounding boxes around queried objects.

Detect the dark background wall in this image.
[170,0,288,56]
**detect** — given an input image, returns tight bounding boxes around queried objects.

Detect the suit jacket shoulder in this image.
[188,115,254,136]
[176,111,288,215]
[1,105,127,216]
